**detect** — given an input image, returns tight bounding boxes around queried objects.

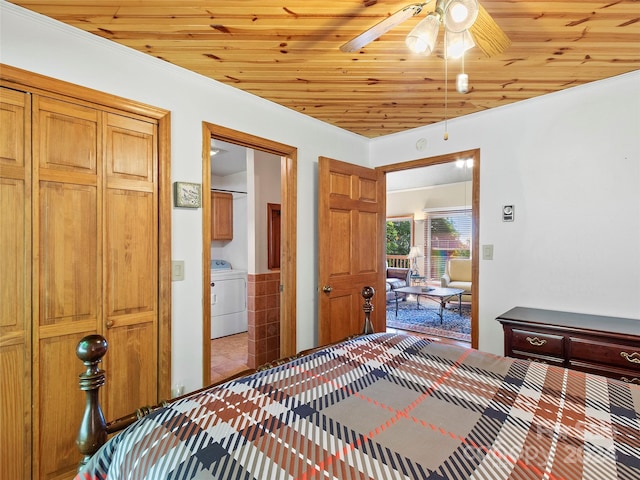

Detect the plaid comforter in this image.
[76,333,640,480]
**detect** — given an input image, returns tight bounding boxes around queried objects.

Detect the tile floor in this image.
[210,332,250,384]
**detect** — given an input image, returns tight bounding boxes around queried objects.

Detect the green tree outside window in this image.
[386,219,412,255]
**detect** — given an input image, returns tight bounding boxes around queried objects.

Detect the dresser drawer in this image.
[569,360,640,385]
[570,337,640,371]
[511,328,564,357]
[511,351,565,367]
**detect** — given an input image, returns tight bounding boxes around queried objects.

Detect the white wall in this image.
[371,70,640,355]
[1,3,369,392]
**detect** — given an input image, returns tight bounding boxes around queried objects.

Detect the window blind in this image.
[423,209,472,280]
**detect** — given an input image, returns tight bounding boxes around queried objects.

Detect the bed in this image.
[74,290,640,479]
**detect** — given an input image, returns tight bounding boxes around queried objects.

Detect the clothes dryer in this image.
[211,265,247,339]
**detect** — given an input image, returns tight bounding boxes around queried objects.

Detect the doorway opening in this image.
[202,123,297,386]
[378,149,480,348]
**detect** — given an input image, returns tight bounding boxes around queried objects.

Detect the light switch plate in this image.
[482,244,494,260]
[172,260,185,281]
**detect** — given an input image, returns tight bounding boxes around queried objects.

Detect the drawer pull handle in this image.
[620,352,640,364]
[529,358,547,364]
[620,377,640,385]
[526,336,547,347]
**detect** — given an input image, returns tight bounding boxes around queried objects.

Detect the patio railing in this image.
[386,255,411,269]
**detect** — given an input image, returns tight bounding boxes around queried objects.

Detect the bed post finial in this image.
[361,286,375,334]
[76,334,109,470]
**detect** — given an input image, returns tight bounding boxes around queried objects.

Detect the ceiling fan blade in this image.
[469,3,511,57]
[340,3,426,53]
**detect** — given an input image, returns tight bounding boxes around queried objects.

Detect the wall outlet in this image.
[172,260,185,281]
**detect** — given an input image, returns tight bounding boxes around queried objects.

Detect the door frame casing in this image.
[377,148,480,348]
[202,123,297,385]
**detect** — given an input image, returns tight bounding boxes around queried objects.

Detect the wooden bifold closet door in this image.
[0,87,32,480]
[1,84,160,479]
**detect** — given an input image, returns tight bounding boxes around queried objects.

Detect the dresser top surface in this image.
[497,307,640,337]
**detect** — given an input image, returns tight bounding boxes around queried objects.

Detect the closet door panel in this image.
[38,182,98,327]
[0,343,30,478]
[103,322,157,420]
[37,333,90,480]
[106,113,155,184]
[34,95,100,331]
[106,189,156,315]
[0,181,27,329]
[1,88,26,169]
[37,97,98,173]
[0,87,31,480]
[103,113,158,419]
[33,95,101,480]
[0,181,30,417]
[0,178,31,478]
[0,90,28,328]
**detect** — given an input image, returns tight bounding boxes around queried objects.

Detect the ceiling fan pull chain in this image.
[456,33,470,94]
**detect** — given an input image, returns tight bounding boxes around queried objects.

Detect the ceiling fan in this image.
[340,0,510,58]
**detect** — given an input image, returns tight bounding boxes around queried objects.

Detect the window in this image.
[424,209,471,280]
[386,216,413,268]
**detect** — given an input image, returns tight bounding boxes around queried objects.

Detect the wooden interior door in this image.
[102,112,158,420]
[0,87,32,479]
[33,95,102,479]
[31,99,160,479]
[318,157,386,345]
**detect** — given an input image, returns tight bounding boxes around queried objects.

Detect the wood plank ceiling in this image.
[10,1,640,138]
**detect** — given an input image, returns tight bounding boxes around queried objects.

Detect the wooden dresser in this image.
[497,307,640,384]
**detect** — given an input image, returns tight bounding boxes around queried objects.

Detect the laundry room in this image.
[209,138,282,379]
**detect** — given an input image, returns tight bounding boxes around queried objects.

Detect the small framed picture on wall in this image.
[173,182,202,208]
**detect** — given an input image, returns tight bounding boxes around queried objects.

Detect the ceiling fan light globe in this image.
[406,13,440,55]
[405,36,426,54]
[445,29,475,58]
[449,3,469,23]
[444,0,478,32]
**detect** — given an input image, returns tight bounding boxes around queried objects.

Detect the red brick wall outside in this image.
[247,272,280,368]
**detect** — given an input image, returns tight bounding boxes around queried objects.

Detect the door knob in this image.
[106,320,114,329]
[322,285,332,293]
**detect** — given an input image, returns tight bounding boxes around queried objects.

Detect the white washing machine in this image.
[210,261,248,339]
